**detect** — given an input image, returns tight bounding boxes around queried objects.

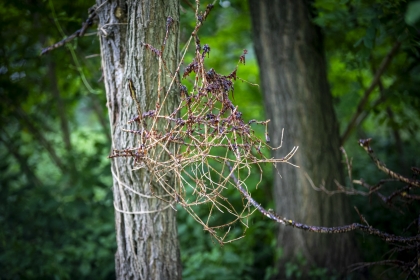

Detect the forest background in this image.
[1,0,420,279]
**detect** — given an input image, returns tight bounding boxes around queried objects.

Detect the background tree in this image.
[249,0,358,273]
[96,0,181,278]
[0,0,115,278]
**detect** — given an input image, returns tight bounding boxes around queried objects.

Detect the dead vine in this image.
[109,3,298,244]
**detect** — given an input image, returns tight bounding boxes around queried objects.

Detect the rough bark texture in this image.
[96,0,181,279]
[249,0,358,273]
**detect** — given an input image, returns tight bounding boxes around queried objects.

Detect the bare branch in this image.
[354,206,369,226]
[227,162,420,244]
[41,4,100,55]
[359,138,420,188]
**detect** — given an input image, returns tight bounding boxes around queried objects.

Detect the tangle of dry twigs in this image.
[109,3,298,244]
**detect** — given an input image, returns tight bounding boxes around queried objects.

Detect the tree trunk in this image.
[249,0,358,273]
[96,0,181,279]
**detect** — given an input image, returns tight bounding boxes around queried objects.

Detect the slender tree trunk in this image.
[249,0,357,273]
[96,0,181,279]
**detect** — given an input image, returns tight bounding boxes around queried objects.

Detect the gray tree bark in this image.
[96,0,181,279]
[249,0,358,273]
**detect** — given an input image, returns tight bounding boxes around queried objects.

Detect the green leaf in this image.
[353,38,363,48]
[405,1,420,26]
[363,25,376,49]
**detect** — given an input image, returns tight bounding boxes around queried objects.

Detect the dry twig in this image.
[110,3,298,243]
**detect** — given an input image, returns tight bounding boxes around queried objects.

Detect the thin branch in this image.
[305,172,373,196]
[85,54,101,59]
[88,94,111,143]
[226,162,420,244]
[385,185,413,203]
[47,60,72,152]
[113,201,175,214]
[354,206,369,226]
[41,4,99,55]
[348,259,412,272]
[14,107,65,172]
[359,138,420,188]
[340,41,401,145]
[182,0,195,11]
[354,91,387,131]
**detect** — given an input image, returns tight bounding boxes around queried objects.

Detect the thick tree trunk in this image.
[96,0,181,279]
[249,0,357,273]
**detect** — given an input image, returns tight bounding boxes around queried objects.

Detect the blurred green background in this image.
[1,0,419,279]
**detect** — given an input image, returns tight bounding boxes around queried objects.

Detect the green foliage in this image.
[0,0,115,278]
[405,0,420,26]
[315,0,420,142]
[278,251,344,280]
[314,0,420,277]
